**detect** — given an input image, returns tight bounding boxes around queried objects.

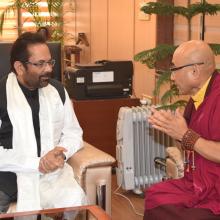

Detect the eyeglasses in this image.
[170,62,204,72]
[25,59,56,68]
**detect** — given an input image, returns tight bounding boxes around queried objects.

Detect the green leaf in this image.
[160,84,179,104]
[134,44,177,69]
[141,1,175,16]
[209,43,220,55]
[153,70,171,96]
[141,1,220,20]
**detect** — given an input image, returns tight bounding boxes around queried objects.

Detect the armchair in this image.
[7,142,115,216]
[68,141,115,215]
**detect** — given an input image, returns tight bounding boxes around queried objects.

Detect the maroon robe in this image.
[144,72,220,219]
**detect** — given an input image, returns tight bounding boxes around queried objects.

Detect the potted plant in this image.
[134,0,220,110]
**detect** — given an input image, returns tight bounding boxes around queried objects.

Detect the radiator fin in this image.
[116,106,173,192]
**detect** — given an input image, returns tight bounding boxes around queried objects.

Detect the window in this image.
[0,0,18,41]
[0,0,57,41]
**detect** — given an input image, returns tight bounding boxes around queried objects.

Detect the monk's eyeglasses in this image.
[24,59,56,69]
[170,62,204,72]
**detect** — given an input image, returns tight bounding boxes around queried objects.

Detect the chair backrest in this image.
[0,42,12,80]
[0,41,62,81]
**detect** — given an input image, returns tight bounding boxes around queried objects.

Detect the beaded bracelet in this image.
[181,129,200,151]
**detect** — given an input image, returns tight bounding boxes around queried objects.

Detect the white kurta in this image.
[0,72,87,211]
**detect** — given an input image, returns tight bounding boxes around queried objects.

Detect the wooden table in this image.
[72,98,140,158]
[0,205,110,220]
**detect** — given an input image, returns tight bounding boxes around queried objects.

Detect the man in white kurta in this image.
[0,32,86,212]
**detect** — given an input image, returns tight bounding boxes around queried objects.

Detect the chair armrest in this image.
[67,142,115,186]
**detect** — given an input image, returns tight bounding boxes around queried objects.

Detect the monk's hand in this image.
[148,108,188,141]
[39,146,67,174]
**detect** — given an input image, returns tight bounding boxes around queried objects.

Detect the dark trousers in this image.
[0,191,13,213]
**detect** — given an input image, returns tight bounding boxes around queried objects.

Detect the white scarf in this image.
[6,72,54,211]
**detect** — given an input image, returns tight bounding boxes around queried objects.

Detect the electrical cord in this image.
[113,183,144,217]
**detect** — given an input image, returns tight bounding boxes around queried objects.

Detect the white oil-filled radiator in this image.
[116,106,173,193]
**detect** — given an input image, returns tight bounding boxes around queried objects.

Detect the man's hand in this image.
[39,146,67,174]
[148,108,188,141]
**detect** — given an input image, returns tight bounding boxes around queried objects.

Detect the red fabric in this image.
[145,72,220,215]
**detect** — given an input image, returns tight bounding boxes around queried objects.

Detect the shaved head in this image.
[171,40,216,95]
[173,40,215,76]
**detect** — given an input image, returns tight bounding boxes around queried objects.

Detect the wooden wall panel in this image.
[75,0,91,63]
[108,0,135,60]
[133,0,156,98]
[90,0,108,62]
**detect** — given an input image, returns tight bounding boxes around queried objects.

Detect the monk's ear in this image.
[191,65,200,79]
[14,61,25,76]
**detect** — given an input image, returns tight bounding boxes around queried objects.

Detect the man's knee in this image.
[0,191,11,213]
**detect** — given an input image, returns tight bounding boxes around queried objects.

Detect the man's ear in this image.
[14,61,25,76]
